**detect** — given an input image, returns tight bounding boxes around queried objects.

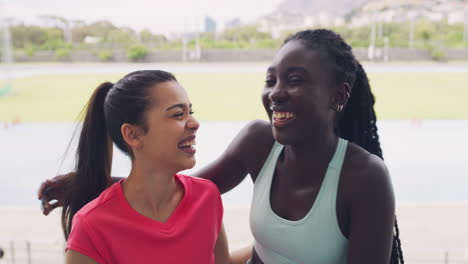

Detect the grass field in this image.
[0,72,466,122]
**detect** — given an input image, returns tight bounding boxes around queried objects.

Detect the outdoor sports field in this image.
[0,72,466,122]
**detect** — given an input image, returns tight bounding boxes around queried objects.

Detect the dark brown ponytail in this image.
[62,82,113,239]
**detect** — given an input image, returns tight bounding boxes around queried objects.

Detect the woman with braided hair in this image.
[39,29,403,263]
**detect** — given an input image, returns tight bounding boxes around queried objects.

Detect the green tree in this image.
[107,28,137,47]
[127,45,148,61]
[221,25,272,43]
[140,29,167,47]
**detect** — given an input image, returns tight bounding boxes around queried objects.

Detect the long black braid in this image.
[285,29,404,264]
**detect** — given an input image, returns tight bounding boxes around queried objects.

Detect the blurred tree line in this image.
[7,15,468,61]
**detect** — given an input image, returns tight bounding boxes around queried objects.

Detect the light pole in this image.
[368,15,377,61]
[0,8,12,65]
[0,4,14,97]
[409,16,415,48]
[464,6,468,42]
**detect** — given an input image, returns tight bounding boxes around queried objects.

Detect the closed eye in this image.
[288,76,304,85]
[174,110,194,118]
[265,79,276,87]
[289,80,303,84]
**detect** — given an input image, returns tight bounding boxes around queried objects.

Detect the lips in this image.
[178,135,196,154]
[272,111,295,120]
[272,111,296,128]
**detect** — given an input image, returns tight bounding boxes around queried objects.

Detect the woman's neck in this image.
[284,130,338,169]
[122,159,183,222]
[289,123,337,155]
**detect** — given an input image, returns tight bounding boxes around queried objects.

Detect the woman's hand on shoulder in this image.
[37,172,75,215]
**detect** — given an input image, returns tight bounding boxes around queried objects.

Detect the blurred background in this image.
[1,0,468,263]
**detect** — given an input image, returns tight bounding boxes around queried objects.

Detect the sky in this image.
[0,0,283,35]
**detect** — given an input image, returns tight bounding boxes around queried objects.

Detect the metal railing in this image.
[0,240,64,264]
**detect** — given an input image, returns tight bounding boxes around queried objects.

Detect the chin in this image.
[181,158,196,171]
[272,130,293,146]
[272,125,298,145]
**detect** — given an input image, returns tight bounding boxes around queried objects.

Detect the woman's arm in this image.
[37,172,73,215]
[214,224,230,264]
[230,245,253,264]
[346,155,395,264]
[65,250,98,264]
[38,120,272,213]
[38,173,122,215]
[193,120,273,194]
[214,223,252,264]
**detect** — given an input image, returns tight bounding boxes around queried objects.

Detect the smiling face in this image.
[262,40,337,146]
[128,81,199,173]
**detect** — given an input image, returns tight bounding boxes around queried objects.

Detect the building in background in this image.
[204,16,217,33]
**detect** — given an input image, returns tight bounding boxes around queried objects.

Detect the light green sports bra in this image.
[250,138,349,264]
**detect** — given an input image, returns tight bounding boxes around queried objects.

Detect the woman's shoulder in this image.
[236,120,275,173]
[241,119,273,143]
[178,174,219,195]
[178,175,223,215]
[343,142,393,203]
[74,182,122,220]
[345,143,388,179]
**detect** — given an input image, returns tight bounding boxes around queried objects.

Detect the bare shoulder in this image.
[191,120,273,191]
[345,143,394,202]
[236,120,275,178]
[343,143,396,263]
[238,119,272,145]
[230,119,273,164]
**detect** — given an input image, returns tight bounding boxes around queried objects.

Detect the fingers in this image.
[41,199,61,216]
[41,199,48,215]
[38,176,68,215]
[38,180,48,200]
[40,184,57,215]
[41,198,52,215]
[38,179,54,200]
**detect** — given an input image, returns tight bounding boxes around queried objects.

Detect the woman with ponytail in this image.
[41,30,402,264]
[60,70,248,264]
[62,82,113,239]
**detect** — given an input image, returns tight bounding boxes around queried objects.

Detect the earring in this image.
[336,105,343,112]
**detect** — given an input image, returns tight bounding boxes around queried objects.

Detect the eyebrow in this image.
[165,103,192,111]
[266,66,308,74]
[286,66,308,74]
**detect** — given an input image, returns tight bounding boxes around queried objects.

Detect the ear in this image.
[121,123,144,152]
[330,82,351,111]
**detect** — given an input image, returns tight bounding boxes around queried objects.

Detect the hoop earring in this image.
[337,105,343,112]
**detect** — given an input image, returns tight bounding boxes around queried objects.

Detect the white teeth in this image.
[180,140,196,147]
[273,111,295,120]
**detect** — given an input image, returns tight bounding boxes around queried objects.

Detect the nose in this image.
[187,115,200,132]
[268,82,289,104]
